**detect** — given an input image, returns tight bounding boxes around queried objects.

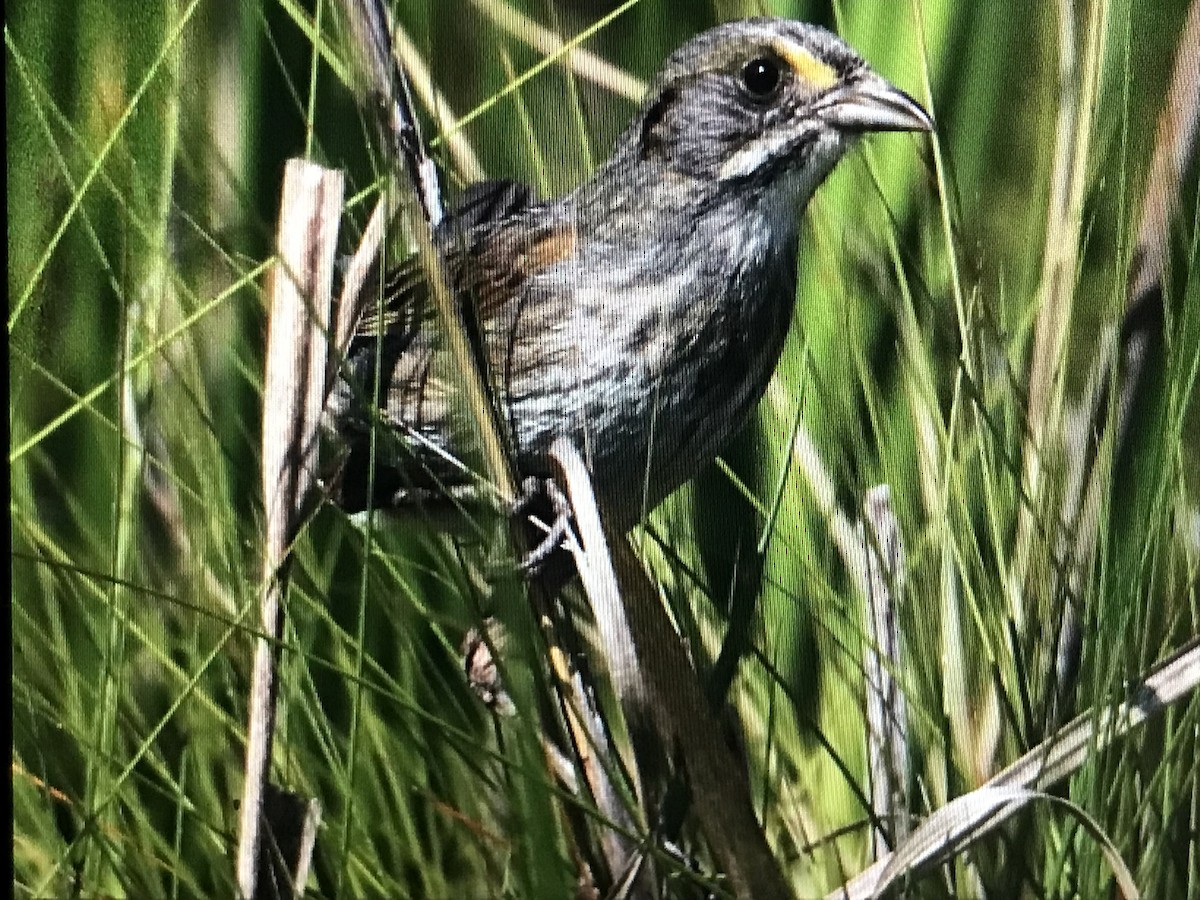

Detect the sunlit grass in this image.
[10,0,1198,897]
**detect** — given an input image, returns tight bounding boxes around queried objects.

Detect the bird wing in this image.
[329,180,578,513]
[354,178,572,336]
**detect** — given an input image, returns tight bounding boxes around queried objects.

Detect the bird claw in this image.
[512,476,573,577]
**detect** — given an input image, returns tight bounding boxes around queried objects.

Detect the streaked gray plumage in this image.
[325,18,931,530]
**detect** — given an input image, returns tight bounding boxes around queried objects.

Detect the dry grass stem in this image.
[237,158,343,899]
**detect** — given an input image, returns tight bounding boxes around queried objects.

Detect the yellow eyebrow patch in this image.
[773,40,839,89]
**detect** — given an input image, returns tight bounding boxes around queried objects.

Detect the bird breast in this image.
[495,186,800,525]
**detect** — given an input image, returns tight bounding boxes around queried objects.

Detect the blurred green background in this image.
[9,0,1198,897]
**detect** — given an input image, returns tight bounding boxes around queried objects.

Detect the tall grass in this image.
[9,0,1197,897]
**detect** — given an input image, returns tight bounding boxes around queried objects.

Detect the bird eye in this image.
[740,57,781,99]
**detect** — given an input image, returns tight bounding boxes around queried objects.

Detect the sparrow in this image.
[325,17,932,542]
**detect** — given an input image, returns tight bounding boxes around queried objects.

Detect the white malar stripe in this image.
[718,130,795,181]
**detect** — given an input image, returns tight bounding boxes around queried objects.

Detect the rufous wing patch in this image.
[521,224,578,273]
[471,221,578,319]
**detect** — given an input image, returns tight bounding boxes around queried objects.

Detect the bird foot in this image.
[511,476,574,577]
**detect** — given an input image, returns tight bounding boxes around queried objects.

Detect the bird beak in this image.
[817,73,934,134]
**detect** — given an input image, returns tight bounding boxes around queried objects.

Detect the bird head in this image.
[623,18,933,195]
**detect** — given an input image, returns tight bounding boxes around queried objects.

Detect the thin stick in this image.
[857,486,910,858]
[550,439,652,887]
[331,194,391,375]
[335,0,442,225]
[237,159,343,899]
[552,437,793,899]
